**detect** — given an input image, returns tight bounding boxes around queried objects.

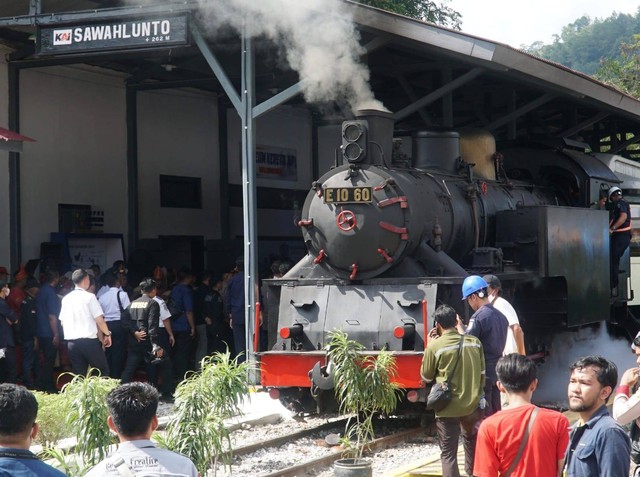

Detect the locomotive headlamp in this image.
[280,323,304,340]
[341,120,368,163]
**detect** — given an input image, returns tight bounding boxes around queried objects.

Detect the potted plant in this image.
[327,330,400,477]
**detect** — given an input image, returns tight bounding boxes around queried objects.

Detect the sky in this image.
[452,0,640,48]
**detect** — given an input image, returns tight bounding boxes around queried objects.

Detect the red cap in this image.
[0,267,7,275]
[15,264,28,281]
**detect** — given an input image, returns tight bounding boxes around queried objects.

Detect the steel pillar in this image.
[8,64,20,270]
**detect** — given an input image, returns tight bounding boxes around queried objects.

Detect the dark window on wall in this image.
[160,175,202,209]
[58,203,91,233]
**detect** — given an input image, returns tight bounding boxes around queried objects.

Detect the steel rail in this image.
[257,427,428,477]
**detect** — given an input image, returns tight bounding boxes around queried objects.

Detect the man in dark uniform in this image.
[0,278,18,383]
[120,278,172,402]
[608,186,632,296]
[461,275,509,418]
[226,257,246,363]
[204,275,230,355]
[20,278,40,389]
[35,270,61,393]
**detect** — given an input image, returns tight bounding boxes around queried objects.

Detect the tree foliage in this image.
[525,11,640,76]
[353,0,462,30]
[594,35,640,98]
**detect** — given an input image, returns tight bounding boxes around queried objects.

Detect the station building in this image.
[1,0,640,284]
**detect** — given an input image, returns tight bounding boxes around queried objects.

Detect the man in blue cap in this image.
[461,275,509,417]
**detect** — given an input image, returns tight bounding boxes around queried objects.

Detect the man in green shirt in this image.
[421,304,485,477]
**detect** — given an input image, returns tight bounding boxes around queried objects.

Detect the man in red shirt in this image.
[474,353,570,477]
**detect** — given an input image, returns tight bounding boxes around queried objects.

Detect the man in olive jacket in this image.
[421,304,485,477]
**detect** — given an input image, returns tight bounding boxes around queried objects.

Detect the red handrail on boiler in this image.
[422,299,428,348]
[254,302,261,353]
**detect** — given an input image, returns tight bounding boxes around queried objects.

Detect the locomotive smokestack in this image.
[356,109,394,166]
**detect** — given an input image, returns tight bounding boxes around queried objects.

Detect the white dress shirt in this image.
[59,287,105,340]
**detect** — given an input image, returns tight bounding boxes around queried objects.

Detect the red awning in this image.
[0,127,35,142]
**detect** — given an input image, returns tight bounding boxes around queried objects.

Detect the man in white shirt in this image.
[483,275,525,356]
[84,382,198,477]
[98,272,131,379]
[59,269,112,376]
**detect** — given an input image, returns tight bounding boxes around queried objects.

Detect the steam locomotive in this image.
[259,109,629,412]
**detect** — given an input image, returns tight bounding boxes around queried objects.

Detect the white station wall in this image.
[19,66,128,263]
[1,62,311,269]
[137,89,220,240]
[227,106,312,237]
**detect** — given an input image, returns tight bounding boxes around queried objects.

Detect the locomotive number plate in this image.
[323,187,372,204]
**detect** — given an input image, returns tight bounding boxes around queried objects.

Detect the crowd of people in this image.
[422,274,640,477]
[0,256,281,397]
[4,251,640,476]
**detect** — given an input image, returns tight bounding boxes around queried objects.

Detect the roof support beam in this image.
[191,24,242,115]
[557,111,610,138]
[395,74,432,127]
[253,82,303,119]
[485,93,556,132]
[393,67,483,121]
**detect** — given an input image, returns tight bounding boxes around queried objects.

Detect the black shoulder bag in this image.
[426,334,465,412]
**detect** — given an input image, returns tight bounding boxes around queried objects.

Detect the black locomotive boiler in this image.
[259,109,624,411]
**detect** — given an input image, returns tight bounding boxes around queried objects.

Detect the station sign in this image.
[37,13,190,55]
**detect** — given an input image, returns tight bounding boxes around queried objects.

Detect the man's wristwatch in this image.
[103,331,112,337]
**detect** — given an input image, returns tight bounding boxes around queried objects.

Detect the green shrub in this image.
[328,329,400,460]
[33,391,72,447]
[156,352,253,475]
[60,370,119,466]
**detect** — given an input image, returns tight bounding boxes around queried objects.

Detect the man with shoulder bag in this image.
[421,304,485,477]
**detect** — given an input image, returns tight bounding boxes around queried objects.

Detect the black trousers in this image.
[105,320,127,379]
[611,232,631,288]
[171,330,193,383]
[0,347,17,384]
[38,337,59,392]
[436,408,483,477]
[483,376,501,418]
[67,338,109,377]
[148,328,174,395]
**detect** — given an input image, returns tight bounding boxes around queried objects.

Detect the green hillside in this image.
[525,10,640,76]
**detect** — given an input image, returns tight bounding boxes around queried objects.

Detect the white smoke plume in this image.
[534,324,636,405]
[195,0,386,114]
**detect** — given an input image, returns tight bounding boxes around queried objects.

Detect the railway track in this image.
[231,418,349,457]
[212,416,431,477]
[256,425,429,477]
